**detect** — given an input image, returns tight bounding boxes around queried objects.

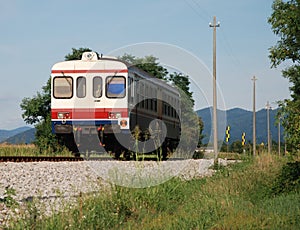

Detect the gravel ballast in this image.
[0,159,235,226]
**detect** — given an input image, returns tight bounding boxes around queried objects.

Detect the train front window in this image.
[77,77,86,98]
[93,77,102,98]
[106,76,126,98]
[53,77,73,98]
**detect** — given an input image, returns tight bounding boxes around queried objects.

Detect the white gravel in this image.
[0,158,236,226]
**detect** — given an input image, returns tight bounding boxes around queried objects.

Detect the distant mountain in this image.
[0,126,33,143]
[197,107,283,144]
[3,128,36,144]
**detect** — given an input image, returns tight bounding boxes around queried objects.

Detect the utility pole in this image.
[209,16,220,162]
[278,118,281,155]
[266,101,271,154]
[251,76,257,156]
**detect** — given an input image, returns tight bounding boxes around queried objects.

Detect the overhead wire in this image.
[183,0,243,74]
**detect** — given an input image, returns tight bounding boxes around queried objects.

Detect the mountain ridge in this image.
[197,107,283,145]
[0,126,33,143]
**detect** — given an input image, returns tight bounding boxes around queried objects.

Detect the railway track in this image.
[0,154,185,162]
[0,156,84,162]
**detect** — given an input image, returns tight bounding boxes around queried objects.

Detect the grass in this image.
[0,143,73,157]
[4,153,300,229]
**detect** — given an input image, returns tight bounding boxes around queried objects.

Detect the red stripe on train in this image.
[51,69,128,74]
[51,108,128,119]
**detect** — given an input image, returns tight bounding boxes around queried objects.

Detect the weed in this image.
[0,186,18,208]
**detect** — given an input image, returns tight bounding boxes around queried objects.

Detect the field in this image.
[2,151,299,229]
[0,143,73,157]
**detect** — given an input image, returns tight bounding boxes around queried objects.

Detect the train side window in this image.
[53,76,73,99]
[106,76,126,98]
[129,77,135,103]
[150,99,153,110]
[77,77,86,98]
[141,95,145,108]
[93,77,102,98]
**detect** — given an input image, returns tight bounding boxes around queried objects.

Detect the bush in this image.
[192,150,204,159]
[271,161,300,195]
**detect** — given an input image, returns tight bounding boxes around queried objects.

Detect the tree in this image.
[20,48,91,153]
[169,72,194,106]
[20,78,51,125]
[120,53,168,80]
[64,47,92,60]
[268,0,300,150]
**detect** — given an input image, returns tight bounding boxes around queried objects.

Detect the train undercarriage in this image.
[56,124,179,161]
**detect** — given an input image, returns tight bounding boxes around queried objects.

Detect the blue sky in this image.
[0,0,291,130]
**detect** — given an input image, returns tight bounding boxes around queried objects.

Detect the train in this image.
[51,51,181,159]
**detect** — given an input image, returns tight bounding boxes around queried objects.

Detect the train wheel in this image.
[74,152,81,157]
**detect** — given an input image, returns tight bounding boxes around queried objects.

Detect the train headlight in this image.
[57,112,70,119]
[108,112,122,119]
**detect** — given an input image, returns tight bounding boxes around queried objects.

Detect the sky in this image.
[0,0,291,130]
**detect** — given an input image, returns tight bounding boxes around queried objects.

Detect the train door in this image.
[72,74,105,154]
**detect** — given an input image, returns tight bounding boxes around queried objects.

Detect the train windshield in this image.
[106,76,126,98]
[77,77,86,98]
[53,77,73,98]
[93,77,102,98]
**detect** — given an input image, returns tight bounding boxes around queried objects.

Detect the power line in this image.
[183,0,210,23]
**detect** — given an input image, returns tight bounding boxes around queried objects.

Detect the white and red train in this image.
[51,52,181,158]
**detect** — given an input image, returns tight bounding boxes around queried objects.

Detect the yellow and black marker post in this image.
[242,132,246,154]
[225,125,230,152]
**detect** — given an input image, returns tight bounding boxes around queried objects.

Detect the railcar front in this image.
[51,52,130,156]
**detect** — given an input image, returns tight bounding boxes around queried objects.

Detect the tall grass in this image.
[6,153,300,229]
[0,143,73,156]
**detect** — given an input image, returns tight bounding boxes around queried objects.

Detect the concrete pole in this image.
[278,119,281,155]
[209,16,220,162]
[252,76,257,156]
[266,101,271,154]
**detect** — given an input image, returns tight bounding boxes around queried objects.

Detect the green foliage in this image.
[34,114,67,154]
[20,78,51,125]
[64,47,92,61]
[277,99,300,150]
[268,0,300,67]
[197,117,204,147]
[269,0,300,151]
[230,140,244,154]
[220,140,249,154]
[192,150,204,159]
[0,186,18,208]
[120,53,168,80]
[271,161,300,195]
[169,72,194,106]
[0,143,72,156]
